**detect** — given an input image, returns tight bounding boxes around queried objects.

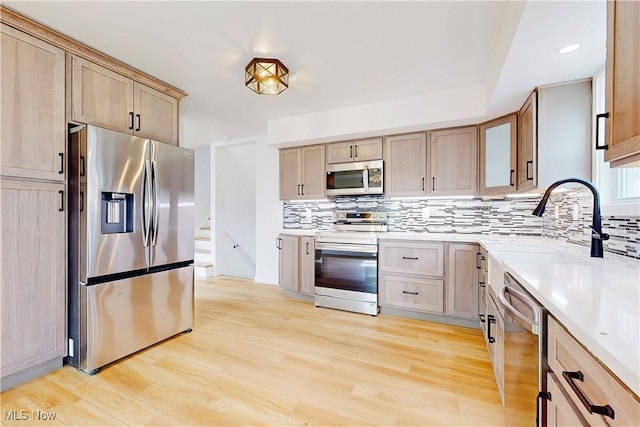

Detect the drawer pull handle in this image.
[479,314,485,323]
[402,256,418,260]
[562,371,615,420]
[479,281,486,288]
[402,290,419,295]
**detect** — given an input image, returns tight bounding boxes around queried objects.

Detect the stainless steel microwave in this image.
[325,160,383,196]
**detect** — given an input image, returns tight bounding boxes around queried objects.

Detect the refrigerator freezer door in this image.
[149,141,194,267]
[81,265,194,372]
[84,126,150,279]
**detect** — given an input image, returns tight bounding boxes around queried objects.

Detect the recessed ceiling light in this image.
[557,43,581,54]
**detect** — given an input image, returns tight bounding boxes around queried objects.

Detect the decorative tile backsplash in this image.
[541,189,640,259]
[283,191,640,259]
[284,195,543,235]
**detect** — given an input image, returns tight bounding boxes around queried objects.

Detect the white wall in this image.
[254,137,282,285]
[214,141,257,279]
[193,145,211,227]
[267,84,486,146]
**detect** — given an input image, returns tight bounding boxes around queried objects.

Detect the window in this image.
[593,70,640,215]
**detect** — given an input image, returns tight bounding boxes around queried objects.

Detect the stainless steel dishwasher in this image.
[498,273,549,427]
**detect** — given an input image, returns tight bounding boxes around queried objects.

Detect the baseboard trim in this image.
[1,358,63,392]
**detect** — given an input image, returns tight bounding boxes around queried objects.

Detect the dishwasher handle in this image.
[498,285,539,335]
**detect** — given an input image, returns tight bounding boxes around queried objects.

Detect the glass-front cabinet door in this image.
[479,114,517,195]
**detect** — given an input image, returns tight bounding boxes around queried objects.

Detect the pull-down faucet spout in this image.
[532,178,609,258]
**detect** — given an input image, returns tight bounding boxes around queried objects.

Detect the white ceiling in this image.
[3,1,606,147]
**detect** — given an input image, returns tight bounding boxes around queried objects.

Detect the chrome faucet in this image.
[532,178,609,258]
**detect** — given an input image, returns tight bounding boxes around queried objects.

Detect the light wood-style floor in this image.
[1,276,506,426]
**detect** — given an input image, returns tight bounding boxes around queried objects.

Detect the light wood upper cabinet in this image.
[133,82,178,144]
[446,243,479,320]
[427,126,478,196]
[280,149,301,200]
[279,145,325,200]
[604,0,640,166]
[479,114,517,195]
[326,137,383,164]
[72,56,179,145]
[384,133,427,197]
[301,145,326,199]
[0,179,66,379]
[518,91,538,191]
[0,24,65,181]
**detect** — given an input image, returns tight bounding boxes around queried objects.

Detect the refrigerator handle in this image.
[141,160,152,248]
[150,160,159,246]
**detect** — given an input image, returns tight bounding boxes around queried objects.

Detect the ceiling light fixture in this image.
[557,43,581,54]
[245,58,289,95]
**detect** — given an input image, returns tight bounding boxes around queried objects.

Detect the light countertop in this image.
[380,232,640,396]
[279,229,318,237]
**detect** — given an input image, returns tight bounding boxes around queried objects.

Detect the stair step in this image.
[195,237,210,241]
[194,262,213,268]
[195,248,210,254]
[201,226,211,230]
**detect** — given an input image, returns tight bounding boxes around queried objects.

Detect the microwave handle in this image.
[363,168,369,192]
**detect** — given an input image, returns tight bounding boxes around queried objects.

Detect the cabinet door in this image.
[604,0,640,166]
[279,148,302,200]
[72,56,134,134]
[487,295,505,403]
[299,236,315,296]
[133,82,179,145]
[0,179,66,378]
[383,133,427,197]
[479,115,517,195]
[446,243,479,319]
[428,126,478,196]
[0,25,65,181]
[547,373,589,427]
[518,91,538,191]
[353,137,383,161]
[326,141,355,164]
[300,145,325,199]
[278,235,299,292]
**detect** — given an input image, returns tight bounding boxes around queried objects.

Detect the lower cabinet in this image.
[379,274,444,314]
[486,289,505,403]
[299,236,315,296]
[277,234,315,296]
[277,234,299,292]
[446,243,479,319]
[547,372,589,427]
[379,240,479,321]
[547,316,640,426]
[0,179,66,388]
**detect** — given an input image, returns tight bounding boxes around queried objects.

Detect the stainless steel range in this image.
[314,211,387,316]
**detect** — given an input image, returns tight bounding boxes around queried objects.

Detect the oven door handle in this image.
[315,242,378,254]
[498,285,539,335]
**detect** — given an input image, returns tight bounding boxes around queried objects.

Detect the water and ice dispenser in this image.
[101,192,133,233]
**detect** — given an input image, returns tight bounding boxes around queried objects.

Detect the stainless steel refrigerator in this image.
[68,125,194,374]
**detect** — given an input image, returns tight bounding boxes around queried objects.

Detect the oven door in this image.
[314,243,377,294]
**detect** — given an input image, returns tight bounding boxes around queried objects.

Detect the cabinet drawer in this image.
[379,241,444,276]
[379,274,443,313]
[547,316,640,426]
